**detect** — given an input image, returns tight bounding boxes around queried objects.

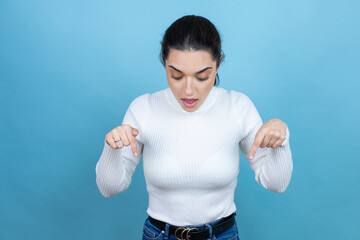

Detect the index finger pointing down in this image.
[126,129,138,157]
[249,130,266,160]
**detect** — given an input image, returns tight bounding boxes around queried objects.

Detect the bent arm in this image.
[95,94,149,197]
[240,120,293,193]
[95,138,143,197]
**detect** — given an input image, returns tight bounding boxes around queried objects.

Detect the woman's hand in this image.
[249,118,287,160]
[105,124,139,157]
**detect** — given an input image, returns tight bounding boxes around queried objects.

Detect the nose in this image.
[183,77,194,96]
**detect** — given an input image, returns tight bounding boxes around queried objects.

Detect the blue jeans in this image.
[142,214,240,240]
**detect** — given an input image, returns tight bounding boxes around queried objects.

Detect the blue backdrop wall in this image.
[1,0,359,239]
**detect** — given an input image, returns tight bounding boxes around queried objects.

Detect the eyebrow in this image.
[168,65,212,74]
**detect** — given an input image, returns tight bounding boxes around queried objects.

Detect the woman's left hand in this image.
[249,118,287,160]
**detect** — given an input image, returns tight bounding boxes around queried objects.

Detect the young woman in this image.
[96,15,293,240]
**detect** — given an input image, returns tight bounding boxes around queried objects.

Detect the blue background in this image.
[1,0,359,239]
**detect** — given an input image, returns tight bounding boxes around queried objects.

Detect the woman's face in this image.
[165,49,221,112]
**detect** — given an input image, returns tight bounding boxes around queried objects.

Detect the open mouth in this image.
[182,99,198,108]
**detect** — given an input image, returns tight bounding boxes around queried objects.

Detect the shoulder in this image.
[127,88,169,116]
[129,92,150,108]
[216,87,254,107]
[122,92,153,131]
[127,90,158,114]
[130,88,166,106]
[219,88,261,128]
[230,90,253,105]
[124,93,151,125]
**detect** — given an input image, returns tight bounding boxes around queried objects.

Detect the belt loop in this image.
[206,223,213,238]
[164,222,170,239]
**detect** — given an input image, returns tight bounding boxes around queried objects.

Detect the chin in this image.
[184,108,196,112]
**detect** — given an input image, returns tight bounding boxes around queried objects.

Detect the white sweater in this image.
[95,86,293,226]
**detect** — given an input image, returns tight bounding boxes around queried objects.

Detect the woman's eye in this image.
[171,75,209,81]
[171,76,183,80]
[197,77,209,81]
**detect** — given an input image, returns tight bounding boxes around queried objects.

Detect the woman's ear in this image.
[217,54,224,69]
[219,54,224,66]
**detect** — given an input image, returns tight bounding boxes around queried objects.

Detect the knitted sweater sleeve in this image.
[236,93,293,193]
[95,94,149,197]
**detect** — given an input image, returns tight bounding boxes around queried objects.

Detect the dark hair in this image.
[160,15,224,86]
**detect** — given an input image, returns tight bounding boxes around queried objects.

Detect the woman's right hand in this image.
[105,124,139,157]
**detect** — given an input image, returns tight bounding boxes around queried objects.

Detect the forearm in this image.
[256,136,293,193]
[95,140,132,197]
[242,122,293,193]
